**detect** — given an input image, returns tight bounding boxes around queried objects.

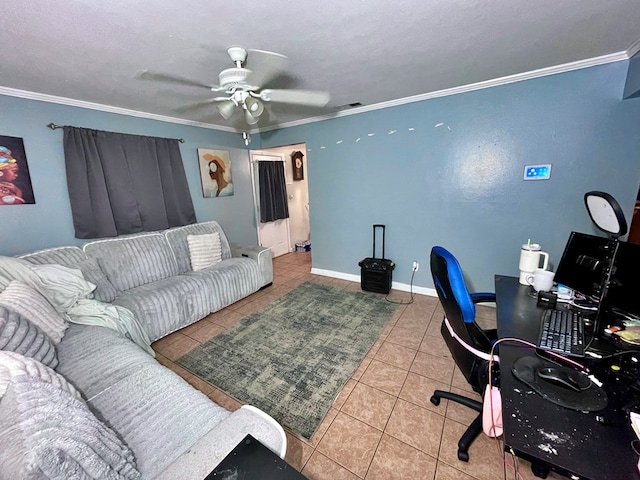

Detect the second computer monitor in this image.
[554,231,611,299]
[605,241,640,318]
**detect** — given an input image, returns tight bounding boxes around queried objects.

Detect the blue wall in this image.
[0,95,258,256]
[624,51,640,99]
[3,62,639,292]
[261,62,640,292]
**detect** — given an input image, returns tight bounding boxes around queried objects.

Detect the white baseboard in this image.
[310,268,438,298]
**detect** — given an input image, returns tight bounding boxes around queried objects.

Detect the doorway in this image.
[250,143,310,257]
[250,153,291,257]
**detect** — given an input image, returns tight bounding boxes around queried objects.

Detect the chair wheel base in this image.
[430,395,441,406]
[457,450,469,462]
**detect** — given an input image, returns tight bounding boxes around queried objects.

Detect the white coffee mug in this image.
[518,243,550,285]
[526,268,555,292]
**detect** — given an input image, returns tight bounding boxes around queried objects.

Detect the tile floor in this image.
[152,252,562,480]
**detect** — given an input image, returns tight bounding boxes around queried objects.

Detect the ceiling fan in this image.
[139,46,331,125]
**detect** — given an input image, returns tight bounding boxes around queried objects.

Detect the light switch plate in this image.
[523,164,552,180]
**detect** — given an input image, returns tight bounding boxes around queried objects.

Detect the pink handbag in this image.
[482,384,503,437]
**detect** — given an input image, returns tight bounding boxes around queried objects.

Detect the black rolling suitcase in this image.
[359,224,395,294]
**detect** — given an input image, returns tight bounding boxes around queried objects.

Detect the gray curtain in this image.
[63,127,196,239]
[258,161,289,223]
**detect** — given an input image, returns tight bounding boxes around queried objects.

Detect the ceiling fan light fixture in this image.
[143,45,329,127]
[217,100,236,119]
[244,109,259,125]
[244,96,264,117]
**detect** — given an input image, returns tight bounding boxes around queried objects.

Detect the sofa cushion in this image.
[18,247,117,303]
[84,233,179,292]
[165,221,232,274]
[0,305,58,369]
[73,257,118,303]
[0,350,70,398]
[57,323,158,398]
[56,323,229,478]
[183,257,262,311]
[0,280,68,344]
[112,275,208,342]
[113,258,261,341]
[188,232,223,271]
[19,245,87,267]
[88,363,228,478]
[0,351,140,479]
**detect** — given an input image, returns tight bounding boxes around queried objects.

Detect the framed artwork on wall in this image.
[0,135,35,205]
[291,150,304,181]
[197,148,234,198]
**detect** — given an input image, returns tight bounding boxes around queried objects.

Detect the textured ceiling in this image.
[1,0,639,131]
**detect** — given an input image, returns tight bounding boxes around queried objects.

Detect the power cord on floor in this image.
[385,269,415,305]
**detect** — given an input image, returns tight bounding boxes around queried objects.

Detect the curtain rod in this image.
[46,123,185,143]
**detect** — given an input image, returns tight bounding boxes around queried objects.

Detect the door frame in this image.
[250,153,292,256]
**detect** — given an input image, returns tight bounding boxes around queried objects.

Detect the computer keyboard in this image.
[537,308,586,356]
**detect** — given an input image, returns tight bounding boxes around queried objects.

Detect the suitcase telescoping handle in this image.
[373,224,386,259]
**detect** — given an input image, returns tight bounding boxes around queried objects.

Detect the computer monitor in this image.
[554,231,613,300]
[604,241,640,318]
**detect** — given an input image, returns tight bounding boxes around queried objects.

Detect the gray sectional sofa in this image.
[0,221,286,479]
[20,220,274,342]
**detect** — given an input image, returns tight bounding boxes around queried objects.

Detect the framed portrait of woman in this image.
[197,148,234,198]
[0,135,35,205]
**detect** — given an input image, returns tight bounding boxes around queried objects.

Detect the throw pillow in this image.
[72,257,118,303]
[0,351,141,479]
[0,305,58,369]
[187,232,223,271]
[0,280,68,344]
[0,350,73,399]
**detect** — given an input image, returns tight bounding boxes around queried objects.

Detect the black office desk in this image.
[205,434,307,480]
[495,275,639,480]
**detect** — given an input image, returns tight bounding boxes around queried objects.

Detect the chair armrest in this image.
[470,292,496,304]
[229,243,273,288]
[470,292,498,344]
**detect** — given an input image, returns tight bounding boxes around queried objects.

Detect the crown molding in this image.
[627,38,640,58]
[1,49,633,135]
[261,50,630,132]
[0,86,237,133]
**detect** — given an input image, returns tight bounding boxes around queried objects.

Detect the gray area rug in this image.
[176,281,397,439]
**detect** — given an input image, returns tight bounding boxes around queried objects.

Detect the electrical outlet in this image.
[412,261,419,272]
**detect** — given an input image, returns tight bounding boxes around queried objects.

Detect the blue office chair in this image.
[429,246,498,462]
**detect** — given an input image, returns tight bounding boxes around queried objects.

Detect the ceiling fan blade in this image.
[172,98,219,113]
[245,49,289,87]
[137,70,219,90]
[260,89,330,107]
[261,105,277,124]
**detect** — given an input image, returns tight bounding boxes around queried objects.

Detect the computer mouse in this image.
[537,366,591,392]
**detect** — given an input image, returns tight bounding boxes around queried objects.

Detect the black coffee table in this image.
[204,434,307,479]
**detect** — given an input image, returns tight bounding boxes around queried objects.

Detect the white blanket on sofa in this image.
[0,256,154,356]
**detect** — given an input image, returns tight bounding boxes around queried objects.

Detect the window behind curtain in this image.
[63,127,196,239]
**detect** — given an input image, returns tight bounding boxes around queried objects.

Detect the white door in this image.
[250,153,291,257]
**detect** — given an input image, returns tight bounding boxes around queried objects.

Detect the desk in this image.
[204,434,307,480]
[495,275,639,480]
